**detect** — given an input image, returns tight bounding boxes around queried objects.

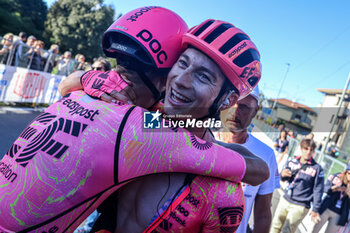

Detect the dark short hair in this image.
[19,32,27,38]
[300,139,316,150]
[94,57,111,71]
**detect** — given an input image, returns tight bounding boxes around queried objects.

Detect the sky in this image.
[44,0,350,108]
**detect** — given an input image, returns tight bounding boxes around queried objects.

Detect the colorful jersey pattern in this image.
[147,176,245,233]
[0,91,246,232]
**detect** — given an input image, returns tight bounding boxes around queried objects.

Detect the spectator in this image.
[275,130,289,166]
[42,44,59,73]
[311,166,350,233]
[91,57,111,72]
[0,33,14,64]
[338,219,350,233]
[75,54,90,71]
[57,51,75,76]
[327,142,340,158]
[270,139,324,233]
[15,35,36,68]
[217,86,280,233]
[306,132,314,140]
[28,40,44,71]
[9,32,27,65]
[12,32,27,48]
[278,123,286,132]
[288,130,295,139]
[294,132,316,160]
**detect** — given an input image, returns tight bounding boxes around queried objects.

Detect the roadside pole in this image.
[319,72,350,161]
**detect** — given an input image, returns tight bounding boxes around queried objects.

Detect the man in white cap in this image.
[217,86,280,233]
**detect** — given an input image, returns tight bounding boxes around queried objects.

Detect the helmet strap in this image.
[198,79,231,121]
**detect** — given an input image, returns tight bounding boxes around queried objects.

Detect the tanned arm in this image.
[216,141,269,186]
[58,70,85,96]
[252,193,273,233]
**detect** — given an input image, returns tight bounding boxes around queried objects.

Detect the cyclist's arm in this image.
[117,106,247,184]
[58,70,85,96]
[216,141,270,186]
[58,70,133,104]
[201,179,245,232]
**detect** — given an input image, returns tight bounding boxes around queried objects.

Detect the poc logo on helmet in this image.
[127,6,158,22]
[136,29,168,64]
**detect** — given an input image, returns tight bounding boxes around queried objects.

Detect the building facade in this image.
[313,89,350,159]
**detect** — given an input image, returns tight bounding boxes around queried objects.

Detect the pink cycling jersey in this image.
[148,176,245,233]
[0,90,246,232]
[94,175,245,233]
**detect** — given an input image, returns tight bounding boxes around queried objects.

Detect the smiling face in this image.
[164,48,228,119]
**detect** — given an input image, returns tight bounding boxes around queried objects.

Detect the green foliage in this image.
[44,0,114,61]
[0,0,48,39]
[107,57,117,68]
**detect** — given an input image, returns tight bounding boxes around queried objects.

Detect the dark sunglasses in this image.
[92,66,103,71]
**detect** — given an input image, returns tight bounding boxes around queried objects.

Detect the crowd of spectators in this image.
[0,31,111,76]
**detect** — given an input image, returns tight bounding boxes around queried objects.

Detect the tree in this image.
[16,0,48,36]
[0,0,47,38]
[44,0,114,61]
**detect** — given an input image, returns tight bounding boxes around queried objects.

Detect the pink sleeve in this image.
[117,106,246,184]
[81,70,128,98]
[201,179,245,233]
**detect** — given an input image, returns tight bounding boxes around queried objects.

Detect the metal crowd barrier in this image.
[0,36,61,73]
[252,118,347,177]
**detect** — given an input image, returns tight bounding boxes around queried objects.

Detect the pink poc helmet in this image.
[182,19,261,100]
[102,6,188,71]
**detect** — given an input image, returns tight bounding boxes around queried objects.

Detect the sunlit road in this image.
[0,107,42,159]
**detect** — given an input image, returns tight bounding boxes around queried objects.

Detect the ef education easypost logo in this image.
[143,110,162,129]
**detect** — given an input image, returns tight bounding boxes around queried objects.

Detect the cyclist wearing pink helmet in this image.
[78,19,264,232]
[0,7,266,232]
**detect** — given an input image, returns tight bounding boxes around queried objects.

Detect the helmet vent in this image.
[193,20,215,36]
[204,24,234,43]
[219,33,250,54]
[233,49,260,67]
[247,76,258,87]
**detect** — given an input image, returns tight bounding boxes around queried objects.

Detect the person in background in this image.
[311,166,350,233]
[91,57,111,72]
[275,130,289,167]
[0,33,13,64]
[75,54,90,71]
[57,51,75,76]
[288,130,295,139]
[270,139,324,233]
[28,40,44,71]
[294,132,315,158]
[59,57,112,98]
[42,44,59,73]
[9,32,27,65]
[12,32,27,49]
[15,35,36,68]
[217,85,280,233]
[278,123,285,132]
[306,132,314,140]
